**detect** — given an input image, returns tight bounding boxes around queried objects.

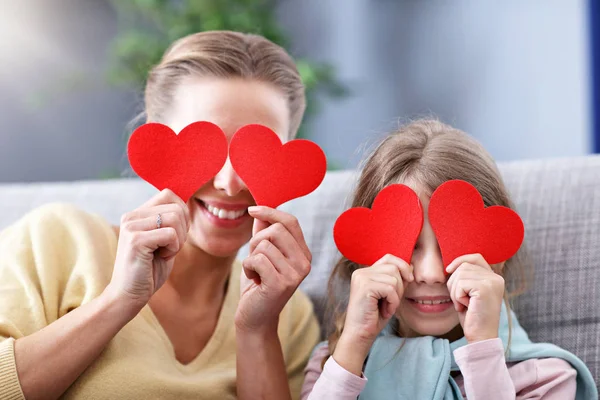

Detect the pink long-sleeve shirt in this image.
[301,338,577,399]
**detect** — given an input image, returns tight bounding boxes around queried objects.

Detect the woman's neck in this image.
[164,241,237,305]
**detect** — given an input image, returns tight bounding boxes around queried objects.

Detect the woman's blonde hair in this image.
[144,30,306,138]
[325,119,530,361]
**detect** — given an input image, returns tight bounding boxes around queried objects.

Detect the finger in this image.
[449,262,490,280]
[123,211,187,251]
[372,254,414,282]
[248,206,311,261]
[126,203,190,233]
[446,253,491,274]
[446,262,482,290]
[369,282,401,320]
[369,263,403,288]
[367,272,400,289]
[249,223,308,272]
[124,203,178,222]
[125,211,184,236]
[140,189,191,230]
[253,239,295,277]
[252,218,270,237]
[447,264,482,311]
[131,227,180,260]
[242,253,278,287]
[446,268,462,312]
[454,279,480,311]
[159,201,190,234]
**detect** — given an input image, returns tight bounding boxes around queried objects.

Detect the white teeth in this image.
[414,299,452,305]
[203,202,246,220]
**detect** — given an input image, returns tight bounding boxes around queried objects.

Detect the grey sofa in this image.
[1,155,599,393]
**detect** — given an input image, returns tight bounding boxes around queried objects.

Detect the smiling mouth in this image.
[408,298,452,305]
[196,199,249,220]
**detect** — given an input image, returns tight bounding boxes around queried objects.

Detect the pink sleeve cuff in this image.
[453,337,506,363]
[453,338,516,399]
[323,356,368,392]
[307,356,368,399]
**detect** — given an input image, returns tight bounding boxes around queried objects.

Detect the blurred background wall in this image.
[0,0,593,182]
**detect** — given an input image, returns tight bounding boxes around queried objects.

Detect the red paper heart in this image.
[333,184,424,266]
[229,124,327,208]
[428,180,524,267]
[127,121,228,201]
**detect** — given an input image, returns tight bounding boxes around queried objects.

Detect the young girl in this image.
[301,119,597,399]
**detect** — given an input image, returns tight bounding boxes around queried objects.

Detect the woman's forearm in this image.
[13,287,140,400]
[236,322,292,400]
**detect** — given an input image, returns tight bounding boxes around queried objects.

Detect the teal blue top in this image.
[357,304,597,399]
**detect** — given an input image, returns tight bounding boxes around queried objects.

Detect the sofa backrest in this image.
[1,155,599,388]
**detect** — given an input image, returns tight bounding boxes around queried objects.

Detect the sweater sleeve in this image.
[301,343,367,400]
[0,203,117,399]
[0,339,23,400]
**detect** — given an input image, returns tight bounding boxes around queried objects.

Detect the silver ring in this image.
[156,213,162,229]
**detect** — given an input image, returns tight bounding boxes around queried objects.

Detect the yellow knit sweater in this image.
[0,203,320,399]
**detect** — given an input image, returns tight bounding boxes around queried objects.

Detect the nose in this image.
[213,157,247,197]
[413,247,446,285]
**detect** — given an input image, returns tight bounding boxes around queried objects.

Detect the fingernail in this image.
[248,206,260,213]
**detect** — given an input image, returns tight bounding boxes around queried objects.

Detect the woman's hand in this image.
[333,255,414,376]
[235,206,312,333]
[107,189,191,311]
[446,253,505,344]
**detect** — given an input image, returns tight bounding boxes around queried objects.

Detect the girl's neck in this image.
[440,324,464,342]
[396,318,464,342]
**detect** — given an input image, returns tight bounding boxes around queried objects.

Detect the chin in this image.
[188,229,252,258]
[185,196,254,257]
[399,311,460,338]
[407,319,458,337]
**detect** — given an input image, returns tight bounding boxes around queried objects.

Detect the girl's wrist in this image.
[465,329,499,344]
[332,332,371,376]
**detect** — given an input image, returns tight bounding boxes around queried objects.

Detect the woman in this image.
[0,31,320,400]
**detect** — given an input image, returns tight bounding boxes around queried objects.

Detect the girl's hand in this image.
[446,253,505,344]
[235,206,312,333]
[107,189,191,311]
[333,255,414,375]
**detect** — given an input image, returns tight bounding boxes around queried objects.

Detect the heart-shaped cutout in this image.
[428,179,524,267]
[333,184,424,266]
[127,121,228,201]
[229,124,327,208]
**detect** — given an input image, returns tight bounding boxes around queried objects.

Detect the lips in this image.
[195,199,249,220]
[203,203,247,220]
[409,298,452,305]
[405,296,454,313]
